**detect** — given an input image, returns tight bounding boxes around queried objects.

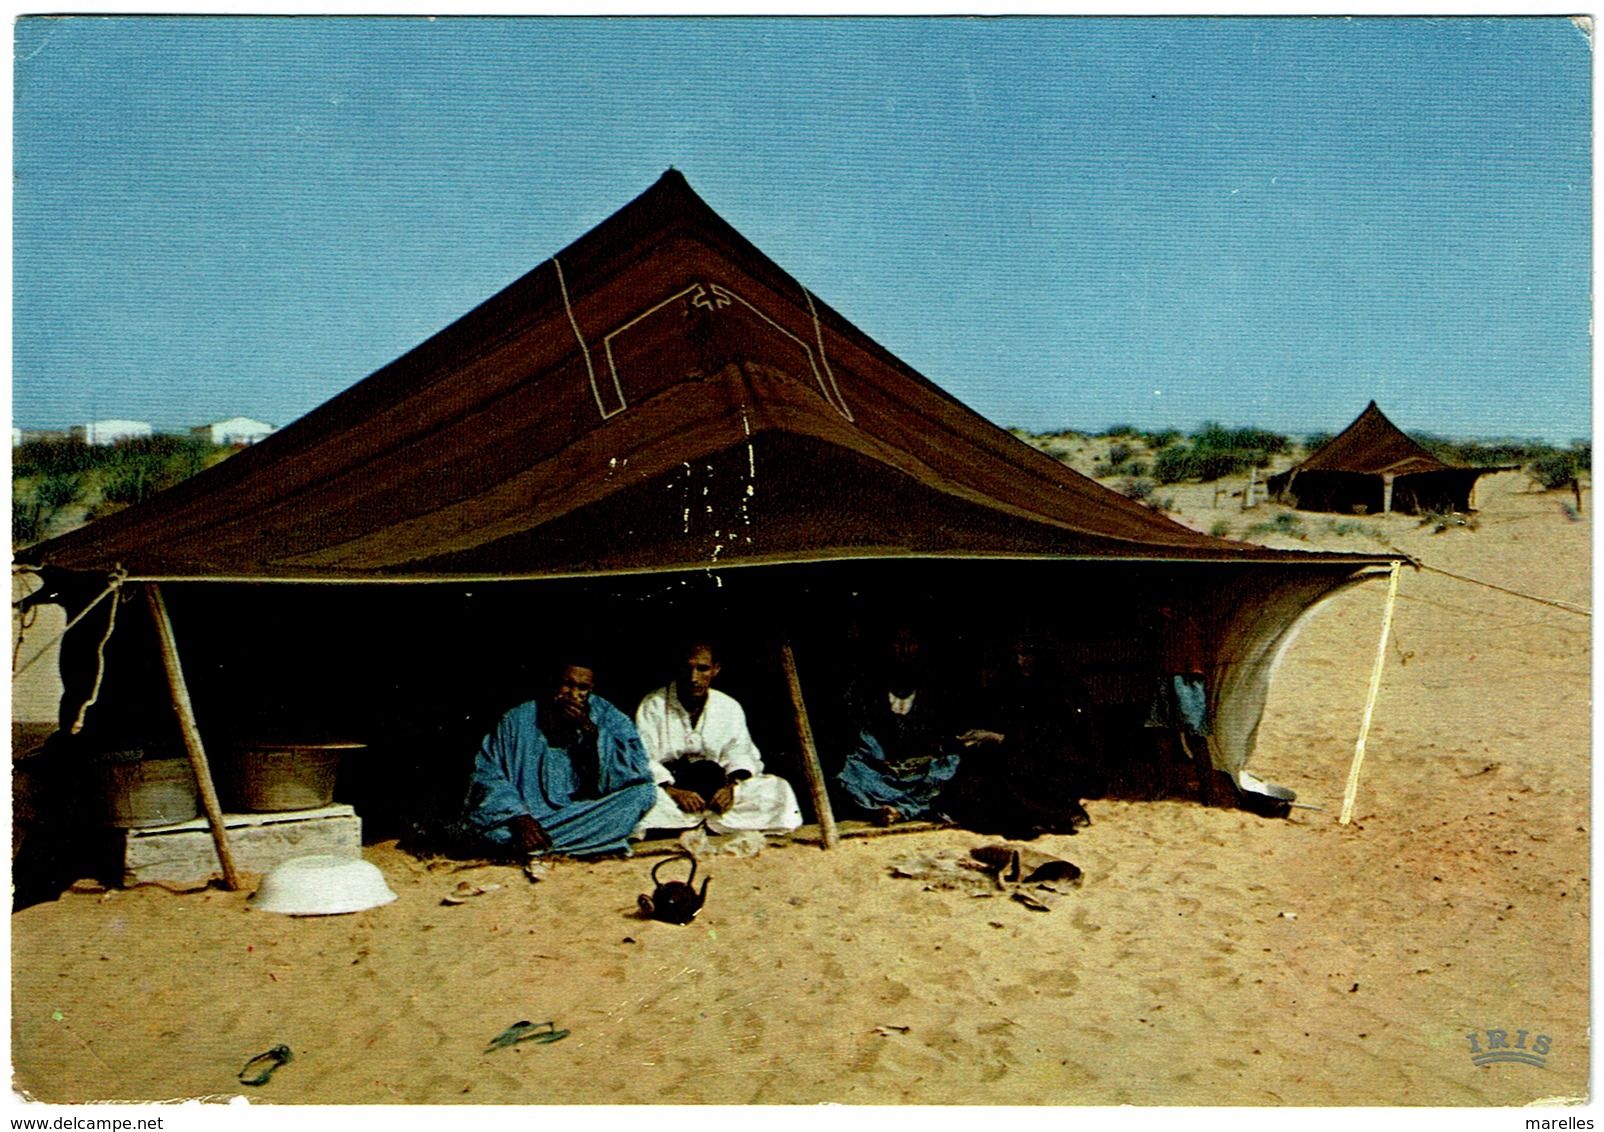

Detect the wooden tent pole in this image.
[1339,561,1402,826]
[143,582,242,890]
[779,638,839,849]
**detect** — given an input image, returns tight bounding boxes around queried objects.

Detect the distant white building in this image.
[71,419,153,445]
[191,417,276,446]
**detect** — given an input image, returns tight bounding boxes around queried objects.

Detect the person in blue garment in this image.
[835,626,963,827]
[462,658,657,858]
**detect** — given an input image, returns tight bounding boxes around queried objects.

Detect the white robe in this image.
[632,684,802,836]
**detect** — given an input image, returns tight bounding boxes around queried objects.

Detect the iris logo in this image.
[1466,1028,1551,1068]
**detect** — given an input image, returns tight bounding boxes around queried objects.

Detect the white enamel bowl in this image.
[250,855,398,916]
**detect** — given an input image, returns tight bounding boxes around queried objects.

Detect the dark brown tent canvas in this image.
[16,172,1395,849]
[23,171,1379,581]
[1267,401,1501,515]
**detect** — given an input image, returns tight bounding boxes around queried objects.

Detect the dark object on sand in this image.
[238,1044,293,1086]
[970,844,1083,886]
[638,853,710,924]
[485,1020,569,1054]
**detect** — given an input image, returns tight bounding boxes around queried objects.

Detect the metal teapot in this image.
[637,853,709,924]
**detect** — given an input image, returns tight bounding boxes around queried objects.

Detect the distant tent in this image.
[1268,401,1505,516]
[16,171,1395,877]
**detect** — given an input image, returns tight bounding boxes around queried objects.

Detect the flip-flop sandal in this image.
[484,1020,570,1053]
[238,1044,292,1086]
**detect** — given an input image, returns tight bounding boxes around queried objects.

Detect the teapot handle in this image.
[651,851,697,887]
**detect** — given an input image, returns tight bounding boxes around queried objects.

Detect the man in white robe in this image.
[632,641,802,837]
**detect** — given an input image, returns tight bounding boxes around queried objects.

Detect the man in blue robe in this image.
[835,626,962,826]
[462,660,657,857]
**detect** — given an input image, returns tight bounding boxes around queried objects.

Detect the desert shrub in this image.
[97,437,216,508]
[1303,431,1334,455]
[12,472,80,547]
[1323,519,1388,544]
[1143,494,1176,513]
[1119,477,1157,501]
[1412,433,1561,468]
[1151,445,1193,484]
[1093,443,1148,478]
[14,438,97,478]
[1098,424,1140,439]
[1417,510,1479,534]
[1142,429,1182,450]
[1154,445,1253,483]
[1195,448,1255,480]
[1244,512,1308,540]
[1151,422,1289,484]
[1192,422,1289,458]
[1527,450,1583,490]
[1209,519,1234,539]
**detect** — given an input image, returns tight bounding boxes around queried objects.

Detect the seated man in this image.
[941,630,1097,840]
[633,640,802,837]
[835,626,962,826]
[462,659,657,858]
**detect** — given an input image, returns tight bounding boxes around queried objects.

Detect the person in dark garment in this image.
[835,626,963,826]
[940,630,1100,839]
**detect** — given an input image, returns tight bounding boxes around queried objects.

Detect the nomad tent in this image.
[1267,401,1504,516]
[16,171,1395,889]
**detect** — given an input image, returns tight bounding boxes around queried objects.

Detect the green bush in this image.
[1527,450,1583,490]
[1143,429,1183,450]
[1098,424,1140,439]
[14,435,232,537]
[1245,512,1308,540]
[1192,421,1289,457]
[1093,442,1149,479]
[1119,476,1157,501]
[13,438,96,478]
[1323,519,1388,544]
[1412,433,1560,468]
[1152,444,1254,484]
[1417,510,1479,534]
[12,472,80,546]
[1209,519,1234,539]
[1303,431,1334,455]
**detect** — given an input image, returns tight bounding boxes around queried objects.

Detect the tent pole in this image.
[143,582,242,890]
[1338,560,1402,826]
[1382,474,1394,514]
[779,638,839,849]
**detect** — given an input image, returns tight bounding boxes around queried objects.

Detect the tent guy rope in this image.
[1414,562,1589,617]
[11,565,126,677]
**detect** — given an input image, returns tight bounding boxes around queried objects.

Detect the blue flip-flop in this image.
[484,1020,569,1054]
[238,1044,292,1086]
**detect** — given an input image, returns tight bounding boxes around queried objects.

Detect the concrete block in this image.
[113,804,362,887]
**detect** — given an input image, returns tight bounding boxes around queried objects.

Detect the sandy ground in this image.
[9,466,1590,1109]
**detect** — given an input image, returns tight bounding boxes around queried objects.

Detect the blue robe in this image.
[463,695,656,856]
[835,680,962,820]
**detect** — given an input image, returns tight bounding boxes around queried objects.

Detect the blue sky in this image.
[12,15,1593,441]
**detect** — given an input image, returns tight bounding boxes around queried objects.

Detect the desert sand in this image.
[9,466,1590,1110]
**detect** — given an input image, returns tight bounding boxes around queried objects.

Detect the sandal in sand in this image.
[238,1044,292,1087]
[484,1020,570,1054]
